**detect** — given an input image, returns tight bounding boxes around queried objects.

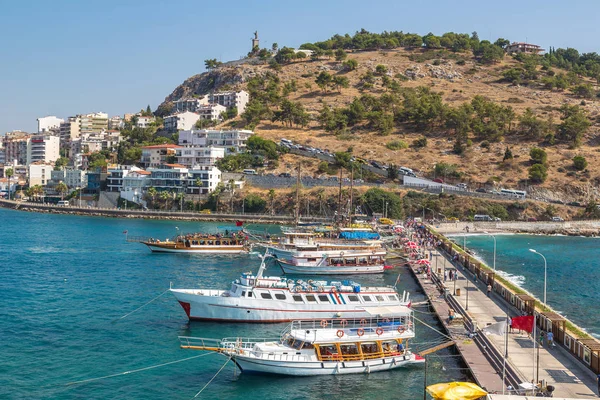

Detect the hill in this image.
[157,35,600,205]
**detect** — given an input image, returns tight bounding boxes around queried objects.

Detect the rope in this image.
[190,356,231,399]
[66,352,214,386]
[113,289,170,322]
[414,315,453,341]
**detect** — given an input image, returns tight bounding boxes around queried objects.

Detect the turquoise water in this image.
[0,208,466,399]
[454,234,600,337]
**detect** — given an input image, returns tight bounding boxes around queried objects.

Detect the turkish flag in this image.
[511,315,534,333]
[236,221,244,227]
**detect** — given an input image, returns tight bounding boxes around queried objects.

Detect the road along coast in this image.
[435,221,600,237]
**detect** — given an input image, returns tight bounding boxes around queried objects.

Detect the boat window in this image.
[362,295,372,302]
[307,258,317,262]
[274,293,286,300]
[339,344,359,355]
[358,257,368,264]
[388,295,398,301]
[347,295,359,302]
[305,295,317,302]
[318,294,329,303]
[200,240,205,245]
[301,342,314,349]
[241,291,246,297]
[260,292,272,300]
[376,295,385,302]
[215,241,220,245]
[330,258,343,265]
[208,241,213,245]
[381,340,399,353]
[292,294,303,302]
[345,258,357,265]
[360,342,379,354]
[222,240,228,245]
[292,340,303,350]
[319,344,338,357]
[248,291,253,297]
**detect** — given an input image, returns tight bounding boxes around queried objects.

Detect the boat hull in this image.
[231,353,423,376]
[171,290,403,322]
[144,243,246,254]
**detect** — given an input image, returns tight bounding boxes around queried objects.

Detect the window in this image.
[248,292,253,297]
[584,347,591,365]
[292,294,303,302]
[348,295,359,302]
[360,342,379,355]
[260,293,272,300]
[388,295,398,302]
[339,344,359,355]
[241,291,246,297]
[305,295,317,302]
[375,295,385,302]
[362,295,372,302]
[318,295,329,303]
[274,293,286,300]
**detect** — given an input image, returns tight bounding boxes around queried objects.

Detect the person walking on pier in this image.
[596,374,600,397]
[487,283,492,297]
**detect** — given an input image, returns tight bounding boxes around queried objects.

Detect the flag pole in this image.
[532,313,537,387]
[502,314,509,394]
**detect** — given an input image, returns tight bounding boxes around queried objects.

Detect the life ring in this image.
[336,329,344,338]
[357,328,365,337]
[330,287,337,293]
[376,327,384,336]
[397,326,406,333]
[359,318,367,326]
[317,286,324,292]
[340,319,348,327]
[306,286,313,292]
[293,285,302,292]
[320,319,328,328]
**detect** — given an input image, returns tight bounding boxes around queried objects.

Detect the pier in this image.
[408,239,599,397]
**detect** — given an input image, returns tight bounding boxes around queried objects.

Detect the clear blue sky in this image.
[1,0,598,134]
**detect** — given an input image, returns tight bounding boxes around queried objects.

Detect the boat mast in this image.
[295,162,301,226]
[337,168,343,223]
[257,251,269,279]
[349,166,353,221]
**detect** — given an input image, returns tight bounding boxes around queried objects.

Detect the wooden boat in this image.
[178,309,424,376]
[170,254,411,322]
[142,231,249,254]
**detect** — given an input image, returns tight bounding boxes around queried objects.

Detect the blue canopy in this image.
[339,231,380,240]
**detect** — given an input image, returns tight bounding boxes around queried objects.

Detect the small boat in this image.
[178,309,424,376]
[276,249,390,275]
[142,231,249,254]
[170,254,410,322]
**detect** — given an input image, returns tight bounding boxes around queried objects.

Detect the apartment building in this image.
[178,129,253,154]
[37,116,64,133]
[3,131,31,165]
[106,165,144,192]
[140,144,182,168]
[173,97,210,113]
[207,90,249,115]
[120,169,151,204]
[186,165,221,194]
[147,164,189,192]
[163,112,201,132]
[136,115,155,128]
[51,168,87,188]
[27,135,60,165]
[197,104,227,121]
[59,117,81,143]
[505,42,544,54]
[176,146,225,168]
[28,162,54,186]
[79,112,109,134]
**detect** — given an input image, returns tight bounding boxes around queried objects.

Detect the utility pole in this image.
[295,162,301,226]
[349,166,353,220]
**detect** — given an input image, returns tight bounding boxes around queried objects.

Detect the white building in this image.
[120,170,151,204]
[140,144,182,168]
[173,97,210,113]
[187,165,221,194]
[109,116,124,130]
[37,116,64,133]
[107,165,143,192]
[27,135,60,165]
[176,146,225,167]
[51,169,87,188]
[147,164,189,192]
[163,112,201,132]
[60,117,81,143]
[207,90,249,115]
[178,129,253,154]
[136,115,155,128]
[28,162,54,186]
[79,112,109,134]
[3,131,30,165]
[0,141,5,165]
[198,104,227,121]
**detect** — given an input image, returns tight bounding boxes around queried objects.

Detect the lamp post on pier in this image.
[483,231,497,271]
[529,249,547,306]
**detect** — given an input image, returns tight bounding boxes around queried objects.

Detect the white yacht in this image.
[276,248,389,275]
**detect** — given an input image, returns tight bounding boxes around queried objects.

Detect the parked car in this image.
[551,216,564,222]
[568,201,581,207]
[475,188,487,193]
[278,172,292,178]
[527,217,537,222]
[433,178,444,183]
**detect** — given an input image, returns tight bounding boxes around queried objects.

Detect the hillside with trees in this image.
[157,29,600,204]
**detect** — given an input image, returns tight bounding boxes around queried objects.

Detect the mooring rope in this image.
[190,356,232,399]
[66,352,214,386]
[113,289,170,322]
[414,315,454,341]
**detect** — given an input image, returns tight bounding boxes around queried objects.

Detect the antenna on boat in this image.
[256,248,271,279]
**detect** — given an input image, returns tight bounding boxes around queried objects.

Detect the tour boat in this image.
[178,309,424,376]
[275,249,390,275]
[142,231,249,254]
[170,255,411,322]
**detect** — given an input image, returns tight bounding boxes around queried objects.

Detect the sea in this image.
[0,208,467,400]
[449,233,600,338]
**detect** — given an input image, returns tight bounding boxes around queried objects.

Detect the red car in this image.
[433,178,444,183]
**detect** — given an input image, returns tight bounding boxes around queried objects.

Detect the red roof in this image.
[132,170,151,175]
[164,163,186,168]
[141,144,182,149]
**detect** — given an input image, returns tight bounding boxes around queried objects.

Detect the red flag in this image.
[511,315,534,333]
[236,221,244,227]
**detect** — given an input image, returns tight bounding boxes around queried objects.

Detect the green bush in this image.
[573,155,587,171]
[412,136,428,149]
[386,140,408,150]
[529,163,548,183]
[529,147,547,165]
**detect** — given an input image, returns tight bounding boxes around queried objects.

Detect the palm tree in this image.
[159,190,171,210]
[228,179,235,212]
[5,168,14,200]
[33,185,44,202]
[268,189,276,215]
[146,187,157,209]
[195,178,203,195]
[56,182,69,200]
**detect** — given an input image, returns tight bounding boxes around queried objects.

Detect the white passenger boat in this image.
[170,255,410,322]
[178,309,424,376]
[276,249,390,275]
[142,232,249,254]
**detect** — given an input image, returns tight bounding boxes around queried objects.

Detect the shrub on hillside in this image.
[529,163,548,183]
[386,140,408,150]
[573,155,588,171]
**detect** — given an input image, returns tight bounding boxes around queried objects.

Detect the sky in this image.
[1,0,599,134]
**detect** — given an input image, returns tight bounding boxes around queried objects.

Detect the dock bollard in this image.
[455,288,461,296]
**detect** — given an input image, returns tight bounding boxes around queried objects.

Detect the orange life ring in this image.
[357,328,365,337]
[320,319,328,328]
[397,326,406,333]
[359,318,367,326]
[376,327,384,336]
[336,329,344,338]
[340,319,348,327]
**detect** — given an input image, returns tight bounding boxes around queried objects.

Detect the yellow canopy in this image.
[426,382,488,400]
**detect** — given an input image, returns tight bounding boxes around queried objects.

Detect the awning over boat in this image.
[363,305,411,316]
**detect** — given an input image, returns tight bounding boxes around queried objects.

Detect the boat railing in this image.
[221,337,275,349]
[178,336,224,351]
[287,316,414,335]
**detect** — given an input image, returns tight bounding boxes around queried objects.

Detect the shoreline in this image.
[435,221,600,237]
[0,199,328,225]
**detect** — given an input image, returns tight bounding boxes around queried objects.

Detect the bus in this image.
[474,214,493,221]
[242,169,257,175]
[500,188,527,199]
